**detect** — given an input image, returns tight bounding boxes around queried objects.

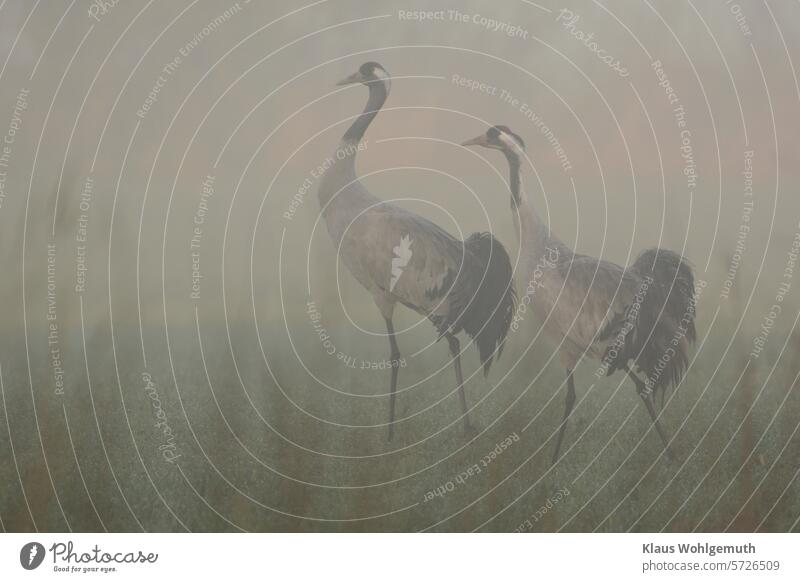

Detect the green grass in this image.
[1,279,798,532]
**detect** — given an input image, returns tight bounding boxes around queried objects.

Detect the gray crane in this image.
[317,63,515,439]
[462,125,697,463]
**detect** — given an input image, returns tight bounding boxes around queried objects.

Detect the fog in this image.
[0,0,798,532]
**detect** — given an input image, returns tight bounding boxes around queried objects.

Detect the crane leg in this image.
[551,369,576,465]
[445,334,474,435]
[385,317,401,441]
[624,365,674,459]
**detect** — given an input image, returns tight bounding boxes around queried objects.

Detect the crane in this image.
[317,63,515,439]
[462,125,696,463]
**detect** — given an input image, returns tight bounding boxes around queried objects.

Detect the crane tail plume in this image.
[628,248,697,405]
[457,232,516,376]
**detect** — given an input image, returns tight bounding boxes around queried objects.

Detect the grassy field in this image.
[1,252,798,532]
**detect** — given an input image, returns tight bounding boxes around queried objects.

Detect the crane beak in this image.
[461,134,488,148]
[336,71,365,86]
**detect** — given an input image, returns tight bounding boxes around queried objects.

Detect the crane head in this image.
[336,62,391,93]
[461,125,525,153]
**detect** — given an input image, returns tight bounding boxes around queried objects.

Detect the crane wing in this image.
[336,202,466,315]
[543,253,641,355]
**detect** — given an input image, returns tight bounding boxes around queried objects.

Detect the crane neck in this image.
[342,79,387,144]
[317,79,388,211]
[504,149,564,262]
[505,150,524,209]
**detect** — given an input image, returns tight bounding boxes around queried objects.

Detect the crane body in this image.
[463,125,696,462]
[318,63,515,439]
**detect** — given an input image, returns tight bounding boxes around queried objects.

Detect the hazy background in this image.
[0,0,798,531]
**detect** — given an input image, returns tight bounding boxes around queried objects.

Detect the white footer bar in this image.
[1,533,796,580]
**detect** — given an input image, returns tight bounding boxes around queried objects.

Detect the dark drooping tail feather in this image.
[603,248,697,405]
[456,232,516,375]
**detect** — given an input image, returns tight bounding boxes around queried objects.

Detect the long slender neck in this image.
[504,149,562,263]
[505,151,523,209]
[318,80,388,210]
[342,80,387,144]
